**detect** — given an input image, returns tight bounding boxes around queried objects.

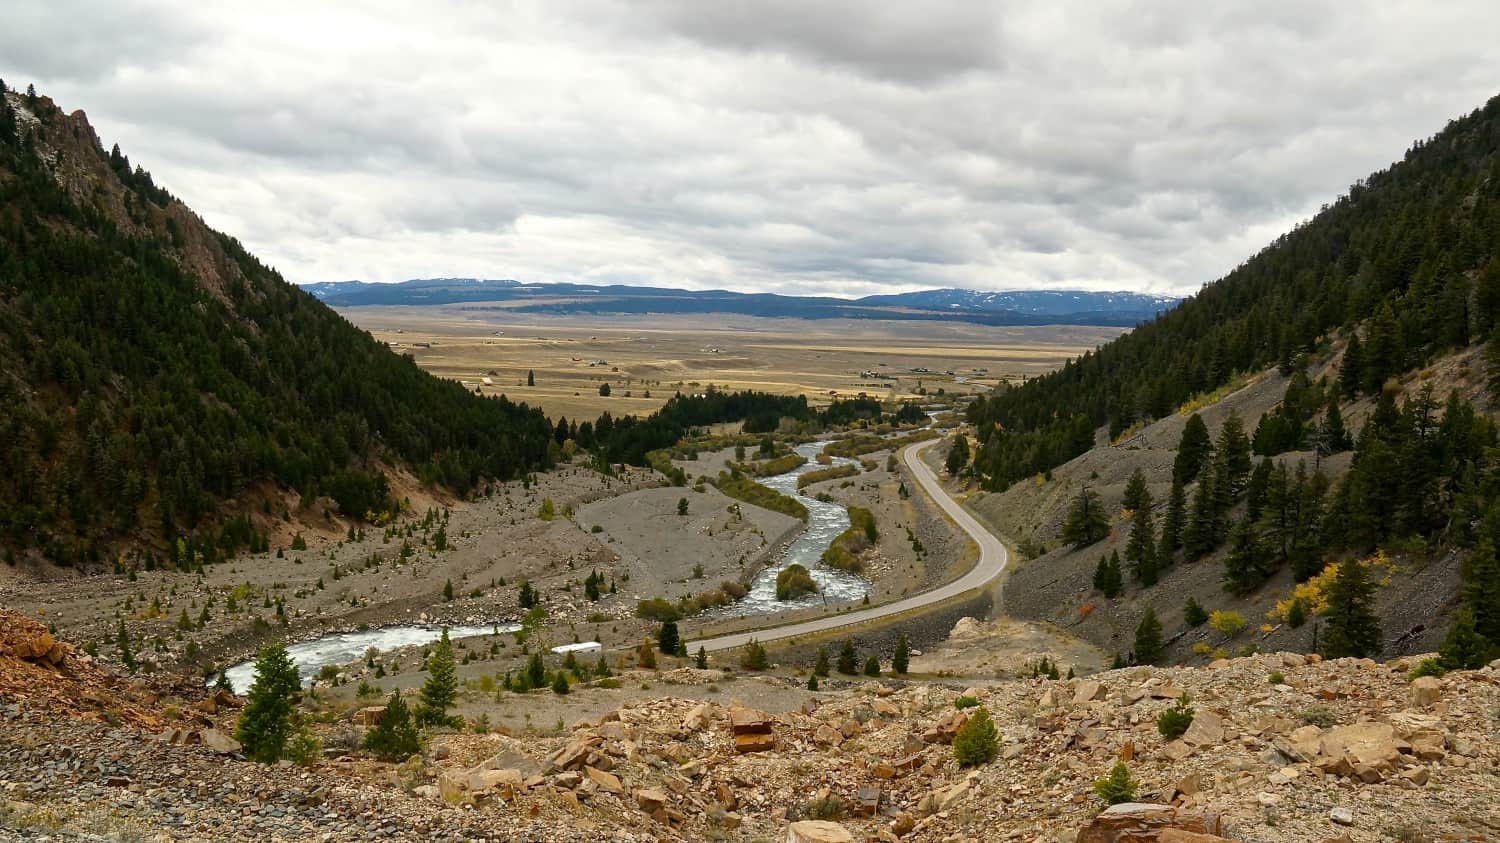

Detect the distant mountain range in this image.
[301,279,1180,327]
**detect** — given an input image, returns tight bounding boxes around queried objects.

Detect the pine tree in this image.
[892,634,910,675]
[1093,555,1111,592]
[442,579,454,601]
[807,673,819,691]
[416,628,458,727]
[1222,520,1270,595]
[1124,505,1157,586]
[363,689,422,760]
[1102,552,1124,597]
[1214,412,1252,499]
[837,639,859,675]
[1321,558,1382,659]
[1245,458,1271,523]
[1121,468,1151,514]
[1160,477,1186,556]
[116,619,136,673]
[657,620,680,655]
[1174,414,1213,484]
[952,706,998,766]
[527,369,535,387]
[551,671,570,695]
[945,433,971,475]
[1285,597,1307,628]
[695,646,708,669]
[1319,397,1350,454]
[1339,332,1364,400]
[1182,466,1223,560]
[1134,608,1164,665]
[1183,597,1208,627]
[863,655,881,676]
[1438,606,1491,670]
[1062,487,1109,547]
[1464,540,1500,644]
[813,646,831,677]
[526,652,546,689]
[234,643,300,762]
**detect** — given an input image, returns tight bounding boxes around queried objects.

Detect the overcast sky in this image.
[5,2,1499,296]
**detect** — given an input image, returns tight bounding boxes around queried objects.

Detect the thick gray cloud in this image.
[3,1,1498,296]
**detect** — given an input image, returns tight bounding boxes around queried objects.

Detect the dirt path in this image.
[696,436,1008,651]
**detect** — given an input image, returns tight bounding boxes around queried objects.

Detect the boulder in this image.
[1320,722,1403,772]
[734,732,777,753]
[787,820,855,843]
[1074,680,1104,704]
[352,706,386,726]
[199,728,241,755]
[729,706,772,735]
[1181,711,1224,746]
[683,702,716,731]
[584,766,623,794]
[1075,803,1223,843]
[1409,676,1443,708]
[634,788,669,813]
[1159,832,1235,843]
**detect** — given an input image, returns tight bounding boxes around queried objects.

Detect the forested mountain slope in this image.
[969,93,1500,491]
[954,92,1500,667]
[0,84,555,568]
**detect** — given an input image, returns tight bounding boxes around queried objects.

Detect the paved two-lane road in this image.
[697,436,1009,652]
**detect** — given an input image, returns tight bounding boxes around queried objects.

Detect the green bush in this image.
[363,689,422,760]
[953,695,980,709]
[1156,696,1195,740]
[1092,761,1138,805]
[952,706,998,766]
[740,639,769,671]
[1408,658,1446,680]
[775,564,818,601]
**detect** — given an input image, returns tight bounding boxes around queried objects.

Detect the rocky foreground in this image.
[3,611,1499,843]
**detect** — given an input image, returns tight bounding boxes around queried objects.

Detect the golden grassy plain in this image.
[335,305,1126,421]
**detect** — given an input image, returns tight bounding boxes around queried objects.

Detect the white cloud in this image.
[3,0,1498,295]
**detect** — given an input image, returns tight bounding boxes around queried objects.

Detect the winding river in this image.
[220,436,885,690]
[718,439,871,616]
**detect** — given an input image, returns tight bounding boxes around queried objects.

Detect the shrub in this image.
[287,726,322,767]
[551,672,570,695]
[862,655,880,676]
[1092,761,1138,805]
[739,639,769,671]
[1408,659,1446,680]
[1156,696,1195,740]
[953,695,979,709]
[1297,704,1336,728]
[775,564,818,601]
[1208,610,1247,637]
[952,706,998,766]
[1267,671,1286,685]
[635,598,680,622]
[364,689,422,760]
[805,794,847,820]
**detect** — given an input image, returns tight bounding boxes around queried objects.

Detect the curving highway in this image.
[697,436,1009,652]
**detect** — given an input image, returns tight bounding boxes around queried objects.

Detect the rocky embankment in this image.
[3,609,1499,842]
